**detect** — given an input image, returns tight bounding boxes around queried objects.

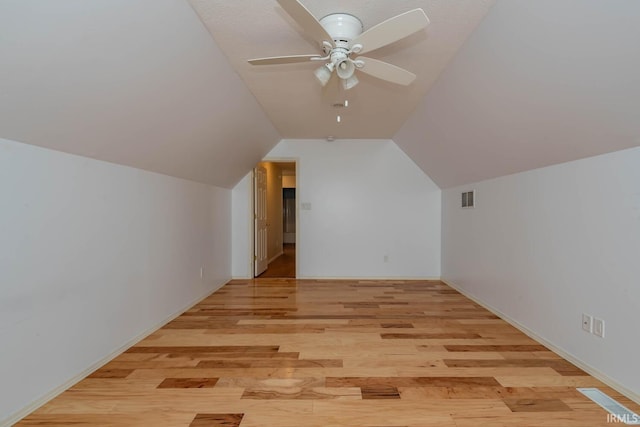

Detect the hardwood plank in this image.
[125,345,281,353]
[196,359,343,368]
[380,323,414,328]
[189,413,243,427]
[326,376,501,388]
[15,413,196,426]
[503,398,572,412]
[87,369,133,379]
[157,378,219,388]
[445,345,549,352]
[361,386,401,399]
[381,333,482,339]
[241,387,361,400]
[442,359,588,376]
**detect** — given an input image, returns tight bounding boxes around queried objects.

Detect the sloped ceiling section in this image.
[0,0,280,188]
[394,0,640,189]
[188,0,494,139]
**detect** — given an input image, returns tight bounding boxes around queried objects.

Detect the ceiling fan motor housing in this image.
[319,13,363,47]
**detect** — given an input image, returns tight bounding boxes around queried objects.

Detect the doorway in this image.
[253,161,297,278]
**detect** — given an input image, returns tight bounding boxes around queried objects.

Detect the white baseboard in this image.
[441,279,640,406]
[1,279,229,427]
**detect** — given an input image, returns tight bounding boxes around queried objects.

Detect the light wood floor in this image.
[17,279,639,426]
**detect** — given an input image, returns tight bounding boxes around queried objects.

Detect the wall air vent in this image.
[461,190,475,208]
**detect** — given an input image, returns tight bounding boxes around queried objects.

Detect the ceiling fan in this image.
[248,0,430,91]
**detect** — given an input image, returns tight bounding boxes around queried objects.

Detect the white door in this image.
[254,166,268,276]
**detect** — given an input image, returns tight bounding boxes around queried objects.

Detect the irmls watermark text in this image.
[607,413,640,424]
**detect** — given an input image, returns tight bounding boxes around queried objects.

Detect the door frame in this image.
[252,157,299,278]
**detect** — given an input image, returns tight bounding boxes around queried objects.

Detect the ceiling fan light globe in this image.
[336,59,355,79]
[314,64,333,86]
[342,74,359,90]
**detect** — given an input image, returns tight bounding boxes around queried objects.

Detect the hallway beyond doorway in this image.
[258,243,296,278]
[253,160,297,278]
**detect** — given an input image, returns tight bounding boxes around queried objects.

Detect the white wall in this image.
[234,139,441,279]
[442,147,640,398]
[0,138,232,423]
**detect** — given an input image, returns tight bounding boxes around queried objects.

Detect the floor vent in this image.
[577,388,640,425]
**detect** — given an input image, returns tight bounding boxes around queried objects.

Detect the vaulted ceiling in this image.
[1,0,639,189]
[0,0,279,188]
[395,0,640,188]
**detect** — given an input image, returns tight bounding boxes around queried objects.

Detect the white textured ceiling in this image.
[0,0,279,188]
[188,0,494,139]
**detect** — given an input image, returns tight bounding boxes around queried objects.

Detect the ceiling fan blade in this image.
[356,57,416,85]
[248,54,322,65]
[351,9,429,55]
[277,0,333,47]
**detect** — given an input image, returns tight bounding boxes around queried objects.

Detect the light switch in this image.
[593,318,605,338]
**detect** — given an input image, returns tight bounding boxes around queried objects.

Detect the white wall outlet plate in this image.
[594,318,605,338]
[582,314,593,333]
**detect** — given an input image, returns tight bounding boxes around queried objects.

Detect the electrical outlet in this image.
[383,255,389,263]
[593,318,605,338]
[582,314,593,333]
